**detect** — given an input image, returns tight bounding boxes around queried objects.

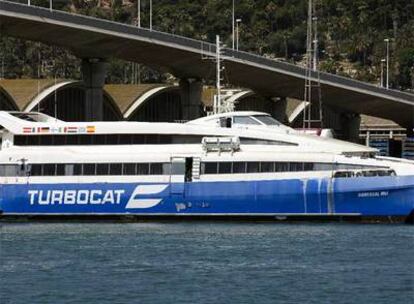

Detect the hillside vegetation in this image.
[0,0,413,90]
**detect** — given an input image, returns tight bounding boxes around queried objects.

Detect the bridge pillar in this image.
[179,78,202,121]
[341,113,361,143]
[81,58,107,121]
[270,97,288,124]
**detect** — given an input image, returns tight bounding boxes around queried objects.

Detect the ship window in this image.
[163,163,171,175]
[239,138,296,146]
[304,163,314,171]
[137,163,149,175]
[334,171,354,178]
[27,136,39,145]
[110,163,122,175]
[150,163,163,175]
[14,136,27,145]
[43,164,56,175]
[252,115,280,126]
[275,162,289,172]
[123,163,136,175]
[132,135,146,144]
[106,134,119,145]
[290,162,304,171]
[54,135,66,145]
[83,164,96,175]
[65,164,74,175]
[40,135,53,145]
[204,162,218,174]
[66,135,78,145]
[246,162,259,173]
[119,135,132,145]
[73,164,83,175]
[56,164,65,176]
[93,134,104,145]
[146,135,159,144]
[233,116,260,125]
[260,162,273,172]
[314,163,334,171]
[97,163,109,175]
[218,162,232,174]
[233,162,246,173]
[0,165,18,176]
[31,164,42,176]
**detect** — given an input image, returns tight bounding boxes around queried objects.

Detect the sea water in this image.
[0,223,413,304]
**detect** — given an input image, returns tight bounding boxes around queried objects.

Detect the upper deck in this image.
[0,111,376,155]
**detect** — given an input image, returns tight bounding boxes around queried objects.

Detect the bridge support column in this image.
[341,113,361,143]
[179,78,202,121]
[270,97,288,124]
[81,58,107,121]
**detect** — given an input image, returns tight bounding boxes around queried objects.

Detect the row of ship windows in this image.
[200,161,383,174]
[0,163,170,176]
[0,161,382,176]
[13,135,295,146]
[202,161,314,174]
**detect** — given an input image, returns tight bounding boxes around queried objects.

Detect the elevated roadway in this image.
[0,1,413,128]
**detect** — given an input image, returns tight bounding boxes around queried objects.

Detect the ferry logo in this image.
[28,189,125,205]
[125,184,168,209]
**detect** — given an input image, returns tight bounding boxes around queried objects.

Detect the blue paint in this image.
[1,176,414,217]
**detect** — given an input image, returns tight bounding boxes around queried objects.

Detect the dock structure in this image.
[0,1,413,134]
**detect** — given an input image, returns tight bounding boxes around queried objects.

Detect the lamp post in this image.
[149,0,152,31]
[137,0,141,28]
[27,0,30,6]
[232,0,235,50]
[384,38,390,89]
[380,59,385,88]
[49,0,52,11]
[236,18,242,51]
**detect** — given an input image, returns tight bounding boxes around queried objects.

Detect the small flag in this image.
[65,126,78,133]
[37,127,50,133]
[49,126,62,134]
[23,127,35,134]
[87,126,96,133]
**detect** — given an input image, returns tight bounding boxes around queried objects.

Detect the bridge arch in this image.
[0,85,18,111]
[105,84,182,122]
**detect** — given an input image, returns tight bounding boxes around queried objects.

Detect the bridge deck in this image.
[0,1,413,128]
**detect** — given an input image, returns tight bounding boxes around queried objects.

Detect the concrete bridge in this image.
[0,0,413,131]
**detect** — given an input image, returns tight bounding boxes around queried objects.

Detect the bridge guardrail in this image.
[1,0,414,104]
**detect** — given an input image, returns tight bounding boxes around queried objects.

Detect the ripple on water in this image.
[0,223,413,304]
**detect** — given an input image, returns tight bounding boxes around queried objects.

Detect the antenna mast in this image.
[303,0,323,129]
[214,35,222,114]
[213,35,234,114]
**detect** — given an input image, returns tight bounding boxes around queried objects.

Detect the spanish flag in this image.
[87,126,96,133]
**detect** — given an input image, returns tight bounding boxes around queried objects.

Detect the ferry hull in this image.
[1,176,413,222]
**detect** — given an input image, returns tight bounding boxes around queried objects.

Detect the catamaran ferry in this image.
[0,111,413,222]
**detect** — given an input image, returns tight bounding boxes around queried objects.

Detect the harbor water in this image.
[0,222,413,304]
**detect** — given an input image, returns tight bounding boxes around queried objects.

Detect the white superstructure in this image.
[1,111,413,179]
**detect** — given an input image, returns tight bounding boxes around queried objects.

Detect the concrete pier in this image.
[81,59,107,121]
[179,79,202,121]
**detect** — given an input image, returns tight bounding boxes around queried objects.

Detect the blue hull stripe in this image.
[1,176,413,216]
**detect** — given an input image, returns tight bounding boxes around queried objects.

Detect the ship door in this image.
[170,157,194,195]
[170,157,186,195]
